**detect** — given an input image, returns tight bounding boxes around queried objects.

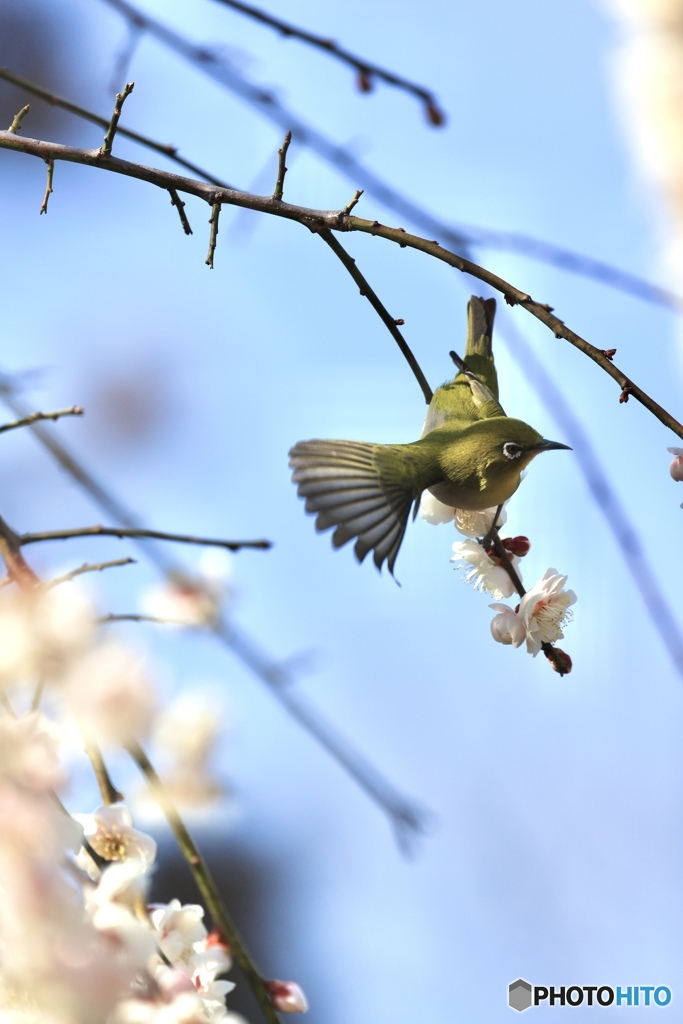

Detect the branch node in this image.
[272,130,292,202]
[619,385,633,404]
[603,348,617,361]
[100,82,135,156]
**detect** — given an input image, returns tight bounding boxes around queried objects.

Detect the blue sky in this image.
[1,0,682,1020]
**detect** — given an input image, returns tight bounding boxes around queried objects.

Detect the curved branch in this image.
[1,128,680,439]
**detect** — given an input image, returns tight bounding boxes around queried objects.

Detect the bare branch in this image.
[39,158,54,215]
[7,103,30,133]
[0,68,237,190]
[205,201,221,268]
[342,188,363,216]
[0,129,679,436]
[272,130,291,202]
[169,187,192,235]
[318,227,433,404]
[44,557,136,589]
[208,0,445,123]
[20,525,272,551]
[0,406,83,434]
[100,81,134,156]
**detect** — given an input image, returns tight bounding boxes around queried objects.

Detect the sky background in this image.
[1,0,682,1020]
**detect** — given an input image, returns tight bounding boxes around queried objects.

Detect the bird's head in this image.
[478,417,571,479]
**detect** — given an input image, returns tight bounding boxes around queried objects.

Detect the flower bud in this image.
[545,646,573,675]
[266,980,309,1014]
[425,101,445,126]
[357,71,373,92]
[502,535,531,557]
[668,447,683,481]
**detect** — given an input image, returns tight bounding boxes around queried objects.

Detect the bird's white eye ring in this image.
[503,441,523,460]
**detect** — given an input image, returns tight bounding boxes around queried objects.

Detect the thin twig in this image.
[92,0,683,310]
[0,68,237,190]
[205,201,221,268]
[169,187,192,234]
[39,158,54,215]
[82,733,123,805]
[126,739,281,1024]
[0,383,426,850]
[208,0,445,122]
[7,104,30,133]
[98,612,187,625]
[44,557,136,589]
[489,532,570,676]
[272,130,291,202]
[318,227,433,403]
[1,128,679,436]
[0,405,83,434]
[20,525,271,550]
[100,81,134,156]
[342,189,363,216]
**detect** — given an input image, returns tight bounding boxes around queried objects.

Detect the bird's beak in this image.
[535,438,572,452]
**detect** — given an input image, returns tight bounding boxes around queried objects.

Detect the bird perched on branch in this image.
[289,296,570,576]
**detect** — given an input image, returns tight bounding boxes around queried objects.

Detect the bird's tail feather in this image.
[464,296,499,399]
[289,439,414,576]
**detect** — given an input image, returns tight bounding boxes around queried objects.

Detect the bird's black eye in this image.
[503,441,523,460]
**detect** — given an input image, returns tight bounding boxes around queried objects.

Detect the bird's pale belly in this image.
[427,475,520,511]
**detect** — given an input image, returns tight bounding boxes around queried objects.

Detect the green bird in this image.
[289,296,570,576]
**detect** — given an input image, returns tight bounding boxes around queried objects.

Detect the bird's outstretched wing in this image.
[289,439,416,576]
[421,296,506,436]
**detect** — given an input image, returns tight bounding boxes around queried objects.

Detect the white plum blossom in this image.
[74,803,157,878]
[489,603,526,647]
[519,568,577,656]
[419,491,457,525]
[451,539,519,600]
[420,493,508,537]
[668,445,683,480]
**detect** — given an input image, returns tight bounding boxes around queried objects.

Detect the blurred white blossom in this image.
[605,0,683,288]
[668,445,683,479]
[65,641,156,745]
[420,493,507,537]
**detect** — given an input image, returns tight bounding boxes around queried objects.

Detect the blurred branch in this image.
[318,227,433,404]
[94,0,683,309]
[209,0,446,123]
[0,382,426,852]
[1,129,680,437]
[21,525,272,551]
[44,557,136,589]
[127,739,282,1024]
[0,405,83,433]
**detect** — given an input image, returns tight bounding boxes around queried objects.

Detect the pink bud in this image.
[669,447,683,481]
[503,535,531,557]
[266,980,309,1014]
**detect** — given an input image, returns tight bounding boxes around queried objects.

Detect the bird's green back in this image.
[421,296,504,436]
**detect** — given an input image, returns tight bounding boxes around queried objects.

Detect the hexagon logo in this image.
[509,979,533,1012]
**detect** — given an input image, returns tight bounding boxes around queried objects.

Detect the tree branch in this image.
[20,525,272,551]
[1,128,679,438]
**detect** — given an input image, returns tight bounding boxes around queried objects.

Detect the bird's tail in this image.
[289,439,418,576]
[464,296,499,400]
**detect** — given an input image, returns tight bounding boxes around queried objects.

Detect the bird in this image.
[289,296,570,576]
